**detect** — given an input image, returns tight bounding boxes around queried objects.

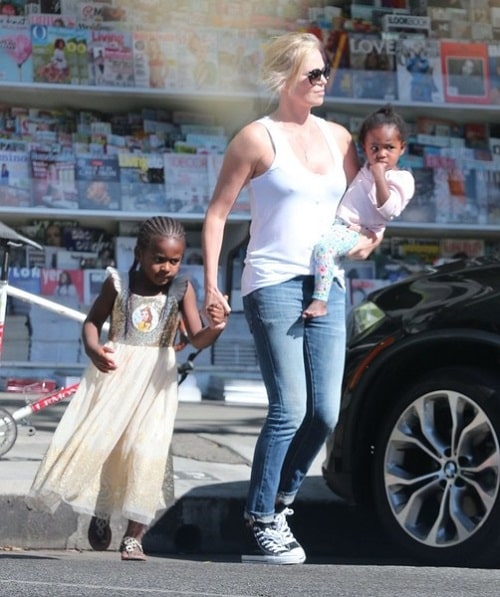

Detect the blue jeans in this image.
[243,275,346,522]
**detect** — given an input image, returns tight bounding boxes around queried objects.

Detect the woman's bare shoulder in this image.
[228,119,272,160]
[234,119,270,144]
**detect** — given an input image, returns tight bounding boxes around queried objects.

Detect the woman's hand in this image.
[347,228,382,261]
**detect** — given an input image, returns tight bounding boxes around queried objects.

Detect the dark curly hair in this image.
[129,216,186,272]
[358,104,408,146]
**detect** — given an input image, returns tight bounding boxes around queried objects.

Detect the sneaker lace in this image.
[274,507,295,542]
[253,524,287,552]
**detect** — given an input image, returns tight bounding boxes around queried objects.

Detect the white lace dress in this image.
[27,267,185,525]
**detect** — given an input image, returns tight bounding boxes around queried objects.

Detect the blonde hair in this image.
[262,32,323,95]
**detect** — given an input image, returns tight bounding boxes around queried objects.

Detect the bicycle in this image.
[0,221,199,457]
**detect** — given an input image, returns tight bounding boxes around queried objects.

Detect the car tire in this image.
[372,366,500,567]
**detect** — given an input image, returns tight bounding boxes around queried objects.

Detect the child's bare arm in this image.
[82,276,117,373]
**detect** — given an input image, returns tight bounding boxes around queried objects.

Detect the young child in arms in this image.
[303,104,415,318]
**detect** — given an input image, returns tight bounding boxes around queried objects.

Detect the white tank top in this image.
[241,115,347,297]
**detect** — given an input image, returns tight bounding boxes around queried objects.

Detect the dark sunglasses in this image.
[307,64,331,84]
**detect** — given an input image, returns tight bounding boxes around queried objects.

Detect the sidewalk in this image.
[0,391,380,559]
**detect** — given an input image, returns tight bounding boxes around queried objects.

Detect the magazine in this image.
[488,43,500,105]
[118,152,165,212]
[349,33,398,101]
[31,148,78,209]
[396,38,444,103]
[163,153,209,214]
[175,27,218,91]
[82,268,107,306]
[31,24,90,85]
[75,153,120,210]
[0,149,31,207]
[440,40,490,104]
[132,29,176,90]
[29,13,77,27]
[325,29,352,98]
[40,267,84,303]
[89,27,134,87]
[0,16,33,82]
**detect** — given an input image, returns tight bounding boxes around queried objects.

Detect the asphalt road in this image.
[1,549,500,597]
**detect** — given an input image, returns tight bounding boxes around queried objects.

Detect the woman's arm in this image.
[202,122,268,319]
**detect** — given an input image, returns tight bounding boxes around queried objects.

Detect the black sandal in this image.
[88,516,112,551]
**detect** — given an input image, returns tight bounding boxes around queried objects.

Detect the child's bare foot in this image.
[302,299,328,319]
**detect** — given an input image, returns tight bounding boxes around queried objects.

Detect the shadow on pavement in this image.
[144,476,402,563]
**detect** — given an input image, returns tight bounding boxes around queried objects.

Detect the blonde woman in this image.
[202,32,379,564]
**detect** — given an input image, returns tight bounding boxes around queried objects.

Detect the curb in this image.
[0,478,396,560]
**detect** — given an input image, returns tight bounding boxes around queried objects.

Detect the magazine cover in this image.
[0,0,26,15]
[89,28,134,87]
[324,29,352,98]
[75,153,120,211]
[216,27,261,92]
[483,168,500,224]
[31,24,90,84]
[122,0,163,28]
[0,16,32,82]
[396,38,444,103]
[37,0,62,13]
[164,153,209,214]
[488,43,500,104]
[31,148,78,209]
[62,223,114,255]
[40,267,84,303]
[28,13,78,27]
[428,7,452,40]
[217,28,239,90]
[230,27,262,91]
[8,265,41,296]
[77,1,127,23]
[132,29,176,90]
[82,268,107,306]
[119,152,166,212]
[349,32,397,101]
[0,149,31,207]
[398,166,436,224]
[440,40,490,104]
[175,27,218,91]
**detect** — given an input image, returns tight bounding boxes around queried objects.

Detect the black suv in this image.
[322,256,500,567]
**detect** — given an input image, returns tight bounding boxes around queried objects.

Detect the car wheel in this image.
[372,366,500,567]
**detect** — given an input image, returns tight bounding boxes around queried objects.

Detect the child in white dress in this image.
[303,105,415,318]
[27,216,228,561]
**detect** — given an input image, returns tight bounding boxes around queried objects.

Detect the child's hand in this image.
[370,161,387,177]
[88,344,117,373]
[203,288,231,327]
[206,297,229,330]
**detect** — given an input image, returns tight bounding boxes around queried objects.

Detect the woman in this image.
[202,32,379,565]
